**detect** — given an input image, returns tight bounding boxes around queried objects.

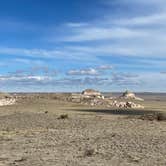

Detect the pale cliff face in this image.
[82,89,101,96]
[83,91,101,96]
[125,93,135,98]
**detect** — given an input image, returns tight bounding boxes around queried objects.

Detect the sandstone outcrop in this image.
[81,89,104,99]
[120,90,144,101]
[69,90,144,109]
[0,92,16,106]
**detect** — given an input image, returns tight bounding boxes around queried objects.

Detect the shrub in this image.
[58,114,69,119]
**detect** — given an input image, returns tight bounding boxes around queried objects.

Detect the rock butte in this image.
[70,89,144,109]
[81,89,104,99]
[120,90,144,101]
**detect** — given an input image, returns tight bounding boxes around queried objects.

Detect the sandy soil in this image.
[0,94,166,166]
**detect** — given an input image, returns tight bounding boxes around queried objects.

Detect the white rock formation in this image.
[120,90,144,101]
[82,89,102,97]
[0,98,16,106]
[0,92,16,106]
[69,93,144,109]
[111,100,144,109]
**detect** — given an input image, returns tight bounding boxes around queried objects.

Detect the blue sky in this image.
[0,0,166,92]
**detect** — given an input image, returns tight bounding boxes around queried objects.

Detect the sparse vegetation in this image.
[44,111,48,114]
[84,148,95,157]
[58,114,69,119]
[140,113,166,121]
[0,93,166,165]
[157,113,166,121]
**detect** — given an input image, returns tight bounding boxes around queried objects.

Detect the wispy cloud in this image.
[61,27,146,42]
[114,13,166,26]
[111,73,140,86]
[0,47,101,63]
[101,0,166,11]
[67,65,112,76]
[2,66,57,81]
[161,71,166,74]
[1,70,166,92]
[97,65,113,70]
[45,0,166,59]
[0,75,50,82]
[67,68,99,76]
[0,47,62,58]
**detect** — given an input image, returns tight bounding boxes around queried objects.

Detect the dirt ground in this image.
[0,93,166,166]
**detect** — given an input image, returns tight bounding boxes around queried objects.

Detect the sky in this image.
[0,0,166,92]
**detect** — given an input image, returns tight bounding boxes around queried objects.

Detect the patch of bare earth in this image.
[0,109,166,166]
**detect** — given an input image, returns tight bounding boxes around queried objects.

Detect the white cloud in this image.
[0,47,101,63]
[97,65,113,70]
[68,68,99,76]
[101,0,166,10]
[0,75,51,82]
[0,47,63,58]
[114,13,166,26]
[61,27,147,42]
[0,70,166,92]
[43,0,166,59]
[55,12,166,57]
[67,65,113,76]
[111,73,140,86]
[65,22,88,28]
[2,7,166,61]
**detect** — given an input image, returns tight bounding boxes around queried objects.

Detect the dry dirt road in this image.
[0,96,166,166]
